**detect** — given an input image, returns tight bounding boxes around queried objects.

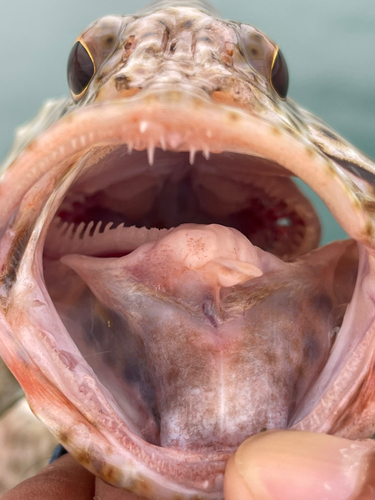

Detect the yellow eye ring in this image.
[270,46,289,99]
[67,38,96,101]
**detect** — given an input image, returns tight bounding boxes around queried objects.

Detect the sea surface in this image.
[0,0,374,243]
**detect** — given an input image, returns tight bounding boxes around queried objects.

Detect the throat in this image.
[46,148,320,261]
[43,220,356,451]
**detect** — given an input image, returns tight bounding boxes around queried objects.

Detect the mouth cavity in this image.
[45,147,321,260]
[41,143,358,453]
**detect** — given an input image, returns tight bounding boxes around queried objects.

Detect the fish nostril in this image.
[115,74,131,90]
[123,35,136,58]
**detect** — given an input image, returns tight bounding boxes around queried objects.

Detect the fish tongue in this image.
[61,223,285,305]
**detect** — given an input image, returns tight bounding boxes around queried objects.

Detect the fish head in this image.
[0,1,375,498]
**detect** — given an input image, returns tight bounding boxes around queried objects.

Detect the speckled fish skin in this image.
[1,1,375,499]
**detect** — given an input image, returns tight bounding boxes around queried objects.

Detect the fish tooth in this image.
[139,121,148,133]
[147,144,155,166]
[189,147,196,165]
[74,222,86,240]
[104,222,114,233]
[93,221,103,237]
[203,147,210,160]
[127,142,133,154]
[82,220,94,239]
[58,221,69,237]
[65,223,75,240]
[159,136,166,151]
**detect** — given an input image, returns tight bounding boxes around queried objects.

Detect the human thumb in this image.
[224,430,375,500]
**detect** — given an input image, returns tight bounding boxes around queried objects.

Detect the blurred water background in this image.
[0,0,374,493]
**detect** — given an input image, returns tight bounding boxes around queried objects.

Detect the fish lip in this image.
[0,89,372,497]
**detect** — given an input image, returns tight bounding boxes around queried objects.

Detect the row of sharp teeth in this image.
[144,144,211,166]
[135,120,212,166]
[44,218,172,258]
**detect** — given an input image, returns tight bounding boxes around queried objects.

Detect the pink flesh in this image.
[53,223,356,452]
[1,92,375,500]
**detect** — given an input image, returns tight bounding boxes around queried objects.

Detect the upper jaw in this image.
[0,88,371,246]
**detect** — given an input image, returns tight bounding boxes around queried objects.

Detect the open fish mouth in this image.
[0,88,374,499]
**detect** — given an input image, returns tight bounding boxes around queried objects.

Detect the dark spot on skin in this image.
[250,48,258,56]
[264,350,277,366]
[140,31,156,39]
[183,20,193,28]
[362,199,375,214]
[302,332,321,363]
[58,432,69,444]
[202,295,218,328]
[102,464,121,483]
[123,362,143,384]
[193,98,203,108]
[228,111,239,121]
[76,450,91,466]
[196,36,212,43]
[166,366,179,386]
[124,36,135,52]
[145,46,156,56]
[305,146,315,158]
[115,74,130,90]
[366,221,374,239]
[270,125,282,136]
[105,36,114,45]
[26,140,37,152]
[134,476,152,497]
[320,128,339,141]
[310,293,333,317]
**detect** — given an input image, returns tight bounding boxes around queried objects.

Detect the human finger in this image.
[224,430,375,500]
[1,453,95,500]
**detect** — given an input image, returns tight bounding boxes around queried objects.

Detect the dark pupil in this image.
[67,41,94,96]
[271,49,289,99]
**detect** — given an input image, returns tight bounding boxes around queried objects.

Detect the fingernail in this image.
[233,430,371,500]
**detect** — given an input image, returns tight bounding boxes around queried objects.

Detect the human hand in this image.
[3,430,375,499]
[224,430,375,499]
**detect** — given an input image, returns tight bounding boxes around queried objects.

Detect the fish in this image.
[0,0,375,498]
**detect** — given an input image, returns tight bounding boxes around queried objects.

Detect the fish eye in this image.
[270,48,289,99]
[67,40,95,100]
